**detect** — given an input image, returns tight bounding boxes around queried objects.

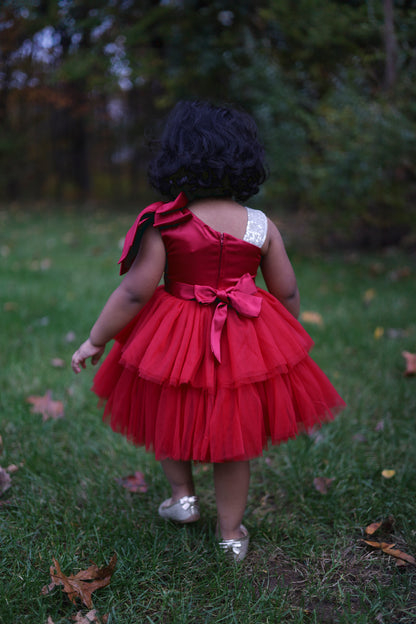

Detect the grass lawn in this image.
[0,204,415,624]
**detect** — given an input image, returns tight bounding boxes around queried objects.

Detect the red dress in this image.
[92,193,345,462]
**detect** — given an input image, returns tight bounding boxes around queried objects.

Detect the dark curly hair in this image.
[147,100,268,202]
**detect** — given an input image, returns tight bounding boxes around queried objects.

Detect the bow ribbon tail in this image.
[210,302,228,363]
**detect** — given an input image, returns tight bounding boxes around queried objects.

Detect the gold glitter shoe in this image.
[158,495,200,523]
[218,525,249,562]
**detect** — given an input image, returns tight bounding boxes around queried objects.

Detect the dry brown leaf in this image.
[6,463,23,474]
[313,476,334,494]
[42,553,117,608]
[365,521,383,536]
[388,266,411,282]
[72,610,102,623]
[402,351,416,376]
[27,391,64,421]
[0,467,12,496]
[365,516,395,536]
[4,302,18,312]
[382,545,416,566]
[362,540,416,566]
[300,311,324,326]
[116,471,148,493]
[363,539,396,550]
[51,358,66,369]
[369,262,384,276]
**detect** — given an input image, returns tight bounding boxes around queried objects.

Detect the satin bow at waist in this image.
[167,273,262,363]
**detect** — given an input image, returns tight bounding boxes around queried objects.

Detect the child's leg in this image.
[213,461,250,540]
[160,459,195,502]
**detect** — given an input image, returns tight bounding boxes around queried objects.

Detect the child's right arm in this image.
[260,220,300,318]
[71,226,165,373]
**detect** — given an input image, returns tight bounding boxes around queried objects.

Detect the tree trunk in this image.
[383,0,398,91]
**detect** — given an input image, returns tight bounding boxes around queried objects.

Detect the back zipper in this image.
[217,233,224,288]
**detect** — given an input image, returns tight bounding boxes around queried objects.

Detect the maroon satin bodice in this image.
[118,191,262,286]
[161,211,262,289]
[160,211,263,363]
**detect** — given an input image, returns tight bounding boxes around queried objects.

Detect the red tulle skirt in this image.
[92,286,345,462]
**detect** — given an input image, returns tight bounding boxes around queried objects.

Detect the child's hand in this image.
[71,338,105,374]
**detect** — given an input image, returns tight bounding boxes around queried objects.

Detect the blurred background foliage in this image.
[1,0,416,246]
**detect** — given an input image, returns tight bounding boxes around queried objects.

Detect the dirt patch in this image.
[250,541,416,623]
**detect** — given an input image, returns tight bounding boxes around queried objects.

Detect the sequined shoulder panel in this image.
[243,207,268,248]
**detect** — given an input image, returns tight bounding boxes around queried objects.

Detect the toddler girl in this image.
[71,100,345,561]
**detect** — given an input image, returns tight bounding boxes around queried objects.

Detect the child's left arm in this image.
[71,226,165,374]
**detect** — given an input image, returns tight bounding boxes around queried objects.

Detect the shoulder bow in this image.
[118,193,189,275]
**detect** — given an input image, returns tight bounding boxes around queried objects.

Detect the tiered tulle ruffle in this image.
[92,286,345,462]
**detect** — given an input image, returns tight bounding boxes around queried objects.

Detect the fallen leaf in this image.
[363,539,396,550]
[41,553,117,609]
[6,463,23,473]
[381,469,395,479]
[382,545,416,566]
[72,609,102,623]
[116,471,148,493]
[402,351,416,376]
[365,516,395,536]
[313,476,334,494]
[4,302,18,311]
[362,540,416,566]
[26,391,64,421]
[388,266,411,282]
[365,521,383,536]
[370,262,385,276]
[0,467,12,496]
[300,311,324,326]
[51,358,66,368]
[363,288,376,305]
[374,326,384,340]
[46,618,56,624]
